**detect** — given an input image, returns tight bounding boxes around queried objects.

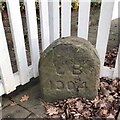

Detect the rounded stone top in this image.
[42,37,99,60]
[39,36,100,102]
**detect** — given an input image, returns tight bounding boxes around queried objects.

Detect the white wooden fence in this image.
[0,0,119,97]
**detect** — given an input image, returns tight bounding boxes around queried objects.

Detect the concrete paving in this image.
[1,78,47,119]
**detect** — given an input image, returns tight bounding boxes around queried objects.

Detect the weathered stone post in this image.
[39,37,100,102]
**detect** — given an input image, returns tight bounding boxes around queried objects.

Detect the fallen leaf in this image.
[107,113,114,119]
[74,113,81,117]
[99,109,108,116]
[46,106,59,116]
[20,95,29,102]
[61,113,66,119]
[107,95,114,102]
[10,102,17,106]
[75,101,84,112]
[99,102,107,108]
[112,79,118,86]
[82,109,91,118]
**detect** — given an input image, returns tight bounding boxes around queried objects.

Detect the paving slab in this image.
[2,104,31,119]
[2,96,12,108]
[26,113,40,119]
[7,78,46,118]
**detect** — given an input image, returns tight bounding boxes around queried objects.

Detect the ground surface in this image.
[1,6,120,119]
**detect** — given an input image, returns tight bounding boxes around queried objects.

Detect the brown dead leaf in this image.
[10,102,17,106]
[107,95,114,102]
[66,98,78,104]
[75,101,84,112]
[20,95,29,102]
[82,109,91,118]
[99,109,108,116]
[91,96,99,103]
[112,79,118,86]
[99,102,107,108]
[61,113,66,119]
[46,106,59,116]
[107,113,114,119]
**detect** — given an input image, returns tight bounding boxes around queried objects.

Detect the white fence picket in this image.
[0,12,16,93]
[61,0,71,37]
[0,81,5,96]
[48,1,60,43]
[77,0,91,40]
[96,0,114,77]
[24,0,40,77]
[112,0,119,20]
[39,0,50,51]
[6,0,29,85]
[113,45,120,78]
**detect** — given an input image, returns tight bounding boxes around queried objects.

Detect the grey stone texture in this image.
[39,37,100,102]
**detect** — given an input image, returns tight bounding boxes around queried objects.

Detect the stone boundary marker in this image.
[39,37,100,102]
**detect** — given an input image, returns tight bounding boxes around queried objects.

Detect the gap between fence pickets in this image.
[0,65,33,96]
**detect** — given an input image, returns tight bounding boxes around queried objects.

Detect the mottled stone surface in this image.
[39,37,100,102]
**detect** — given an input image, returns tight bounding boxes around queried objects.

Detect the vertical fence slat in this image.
[77,0,91,40]
[96,0,114,77]
[113,45,120,78]
[6,0,29,85]
[61,0,71,37]
[0,12,16,93]
[24,0,40,77]
[0,81,5,96]
[48,1,60,43]
[112,0,119,20]
[39,0,50,51]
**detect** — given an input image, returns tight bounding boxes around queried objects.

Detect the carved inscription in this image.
[67,81,75,90]
[73,65,82,75]
[49,80,53,89]
[49,80,87,91]
[56,81,64,90]
[48,64,87,91]
[73,64,87,89]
